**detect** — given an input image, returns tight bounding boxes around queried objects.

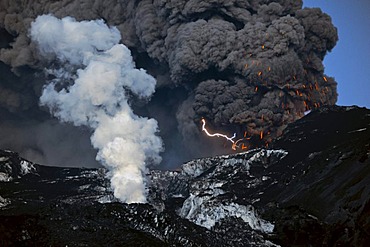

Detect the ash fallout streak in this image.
[0,1,338,169]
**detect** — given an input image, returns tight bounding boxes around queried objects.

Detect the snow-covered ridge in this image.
[177,149,288,233]
[0,151,39,181]
[181,149,288,177]
[180,194,274,233]
[246,149,288,167]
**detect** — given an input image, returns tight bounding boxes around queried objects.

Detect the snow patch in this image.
[265,240,281,247]
[0,196,10,208]
[191,181,225,197]
[171,194,185,198]
[180,194,274,233]
[0,172,12,182]
[98,195,115,204]
[0,162,12,182]
[250,149,287,162]
[20,160,36,175]
[308,214,318,220]
[348,128,367,134]
[94,186,107,192]
[245,149,288,168]
[79,184,91,190]
[0,157,9,162]
[182,159,212,177]
[81,169,102,177]
[65,175,81,180]
[345,106,356,111]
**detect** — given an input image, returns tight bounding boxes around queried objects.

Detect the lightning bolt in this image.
[201,118,236,144]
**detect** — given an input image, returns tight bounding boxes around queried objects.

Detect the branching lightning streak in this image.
[201,118,236,144]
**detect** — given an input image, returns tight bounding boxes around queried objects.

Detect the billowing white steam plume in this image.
[30,15,163,203]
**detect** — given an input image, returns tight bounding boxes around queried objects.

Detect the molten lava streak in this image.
[201,118,236,146]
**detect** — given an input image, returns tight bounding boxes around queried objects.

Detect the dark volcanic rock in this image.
[267,105,370,246]
[0,105,369,246]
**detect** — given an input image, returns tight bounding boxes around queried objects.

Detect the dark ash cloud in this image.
[0,0,338,167]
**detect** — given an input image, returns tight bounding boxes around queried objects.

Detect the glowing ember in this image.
[201,119,236,145]
[232,139,249,151]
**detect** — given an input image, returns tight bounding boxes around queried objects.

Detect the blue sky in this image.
[303,0,370,108]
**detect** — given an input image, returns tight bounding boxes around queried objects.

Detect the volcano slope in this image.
[0,105,369,246]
